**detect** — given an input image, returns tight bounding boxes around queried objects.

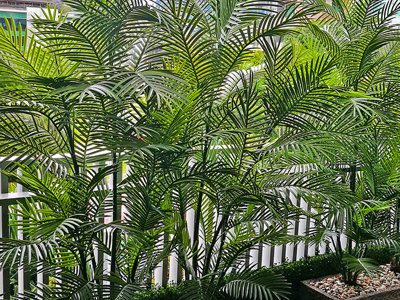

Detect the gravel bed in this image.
[309,264,400,299]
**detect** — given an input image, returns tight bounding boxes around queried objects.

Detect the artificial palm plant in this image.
[298,0,400,285]
[129,0,371,298]
[0,1,178,297]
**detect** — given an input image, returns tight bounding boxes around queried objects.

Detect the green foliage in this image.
[267,254,341,284]
[137,247,394,299]
[0,0,400,298]
[238,49,265,70]
[269,247,393,282]
[290,0,400,285]
[136,286,184,300]
[342,254,381,283]
[365,247,395,265]
[263,247,394,299]
[222,270,291,300]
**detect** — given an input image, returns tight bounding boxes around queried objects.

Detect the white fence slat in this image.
[0,205,10,298]
[296,197,308,260]
[261,244,272,268]
[169,250,179,284]
[36,262,48,297]
[273,245,283,265]
[154,263,164,287]
[17,205,26,295]
[250,222,260,269]
[319,241,327,255]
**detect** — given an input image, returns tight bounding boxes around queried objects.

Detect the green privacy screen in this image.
[0,11,27,32]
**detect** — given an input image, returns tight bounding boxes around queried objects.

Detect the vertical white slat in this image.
[121,162,129,221]
[261,244,271,267]
[16,168,23,193]
[285,192,297,263]
[103,229,111,285]
[329,240,336,252]
[249,246,259,269]
[226,227,235,274]
[162,233,169,287]
[154,234,165,287]
[212,208,223,269]
[319,241,327,255]
[0,205,10,298]
[154,264,163,287]
[91,162,99,267]
[261,217,272,267]
[249,219,260,269]
[186,208,195,278]
[16,203,29,295]
[187,208,195,237]
[105,161,113,224]
[17,204,24,294]
[169,249,179,284]
[186,158,196,279]
[198,224,206,272]
[0,170,10,298]
[37,262,48,297]
[37,270,44,296]
[340,234,347,253]
[307,206,316,257]
[54,266,62,292]
[285,237,295,263]
[102,161,112,283]
[285,227,295,263]
[273,245,283,265]
[16,169,29,294]
[296,197,308,260]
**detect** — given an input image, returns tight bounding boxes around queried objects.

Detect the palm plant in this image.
[0,2,178,297]
[135,0,396,298]
[131,1,377,298]
[296,0,400,285]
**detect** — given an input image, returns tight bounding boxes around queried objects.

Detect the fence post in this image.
[17,211,30,295]
[0,172,11,299]
[162,232,169,287]
[16,172,30,295]
[37,262,49,298]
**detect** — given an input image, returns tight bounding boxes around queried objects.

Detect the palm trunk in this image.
[192,127,210,276]
[110,152,119,287]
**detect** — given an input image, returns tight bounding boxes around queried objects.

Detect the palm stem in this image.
[110,152,119,281]
[192,113,212,276]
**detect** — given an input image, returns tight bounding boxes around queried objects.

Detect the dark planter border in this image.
[300,276,400,300]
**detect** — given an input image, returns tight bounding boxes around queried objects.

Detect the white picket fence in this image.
[0,159,333,298]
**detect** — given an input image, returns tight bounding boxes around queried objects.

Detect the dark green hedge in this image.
[137,285,183,300]
[137,247,394,300]
[262,246,393,299]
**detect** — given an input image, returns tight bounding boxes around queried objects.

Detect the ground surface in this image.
[308,264,400,299]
